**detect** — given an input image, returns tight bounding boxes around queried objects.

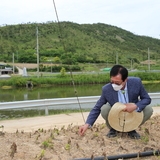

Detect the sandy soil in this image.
[0,109,160,160]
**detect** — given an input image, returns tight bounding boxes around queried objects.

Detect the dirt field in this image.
[0,114,160,160]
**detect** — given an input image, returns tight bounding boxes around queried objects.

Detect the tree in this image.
[60,67,66,76]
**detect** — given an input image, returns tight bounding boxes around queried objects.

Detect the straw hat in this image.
[108,102,143,132]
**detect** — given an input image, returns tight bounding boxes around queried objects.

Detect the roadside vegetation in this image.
[0,71,160,88]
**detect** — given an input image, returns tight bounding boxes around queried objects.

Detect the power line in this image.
[52,0,85,123]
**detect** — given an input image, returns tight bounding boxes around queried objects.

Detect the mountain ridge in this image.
[0,21,160,66]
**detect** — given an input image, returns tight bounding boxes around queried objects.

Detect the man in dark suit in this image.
[79,65,153,139]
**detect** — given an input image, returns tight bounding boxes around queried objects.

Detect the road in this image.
[16,66,23,75]
[0,107,160,133]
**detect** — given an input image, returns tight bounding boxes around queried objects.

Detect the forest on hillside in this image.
[0,21,160,70]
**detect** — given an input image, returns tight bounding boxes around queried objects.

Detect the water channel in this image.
[0,83,160,102]
[0,83,160,119]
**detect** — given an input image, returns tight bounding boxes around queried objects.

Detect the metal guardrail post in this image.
[45,106,49,115]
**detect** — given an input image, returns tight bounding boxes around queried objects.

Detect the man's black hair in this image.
[110,65,128,81]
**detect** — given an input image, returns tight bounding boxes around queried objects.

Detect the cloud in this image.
[0,0,159,39]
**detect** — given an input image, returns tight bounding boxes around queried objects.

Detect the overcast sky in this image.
[0,0,160,39]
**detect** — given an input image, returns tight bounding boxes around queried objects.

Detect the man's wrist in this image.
[86,123,92,128]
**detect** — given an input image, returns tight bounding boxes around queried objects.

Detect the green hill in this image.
[0,21,160,68]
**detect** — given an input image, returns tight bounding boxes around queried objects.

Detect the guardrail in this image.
[0,93,160,115]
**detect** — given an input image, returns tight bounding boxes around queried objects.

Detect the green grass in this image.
[1,71,160,88]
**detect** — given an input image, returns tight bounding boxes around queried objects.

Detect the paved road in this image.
[0,107,160,133]
[16,66,23,75]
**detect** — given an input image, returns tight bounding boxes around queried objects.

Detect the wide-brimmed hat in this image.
[108,102,143,132]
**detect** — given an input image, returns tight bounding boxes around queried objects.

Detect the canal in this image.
[0,83,160,102]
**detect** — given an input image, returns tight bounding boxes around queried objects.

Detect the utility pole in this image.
[12,53,15,74]
[36,27,39,78]
[148,48,150,71]
[51,62,52,73]
[130,59,133,70]
[17,51,18,62]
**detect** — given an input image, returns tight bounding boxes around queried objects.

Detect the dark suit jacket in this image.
[86,77,151,126]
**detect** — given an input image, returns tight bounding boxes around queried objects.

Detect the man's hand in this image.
[123,103,137,113]
[79,124,89,136]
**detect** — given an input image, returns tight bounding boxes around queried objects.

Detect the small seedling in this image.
[42,138,53,149]
[38,149,45,160]
[65,144,70,150]
[0,125,4,129]
[10,142,17,159]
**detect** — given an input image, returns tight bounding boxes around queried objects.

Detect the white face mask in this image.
[112,83,123,91]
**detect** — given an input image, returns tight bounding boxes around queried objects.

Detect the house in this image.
[0,64,13,76]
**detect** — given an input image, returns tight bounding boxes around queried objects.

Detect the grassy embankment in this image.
[1,71,160,88]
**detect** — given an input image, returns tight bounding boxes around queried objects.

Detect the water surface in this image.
[0,83,159,102]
